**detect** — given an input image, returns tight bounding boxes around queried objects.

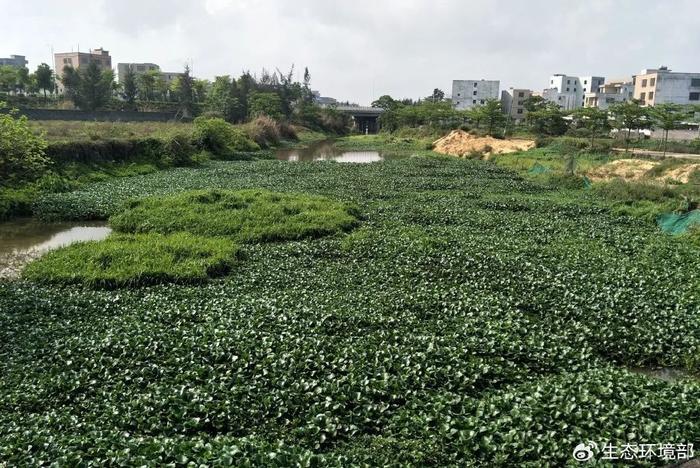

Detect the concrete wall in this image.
[12,108,181,122]
[452,80,500,110]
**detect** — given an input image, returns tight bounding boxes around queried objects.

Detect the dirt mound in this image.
[433,130,535,157]
[587,159,700,183]
[662,164,700,183]
[587,159,658,181]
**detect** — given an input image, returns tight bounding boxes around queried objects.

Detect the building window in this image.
[583,88,586,92]
[584,80,587,84]
[690,92,700,101]
[574,88,577,92]
[566,88,570,92]
[606,97,615,103]
[648,91,654,100]
[641,79,647,87]
[473,82,477,87]
[517,109,523,114]
[457,93,461,97]
[518,91,524,97]
[472,99,477,104]
[567,79,571,84]
[480,100,484,104]
[650,77,656,86]
[517,100,523,105]
[473,90,477,96]
[691,78,700,87]
[640,92,646,100]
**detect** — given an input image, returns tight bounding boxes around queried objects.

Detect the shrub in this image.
[192,117,260,158]
[160,132,198,166]
[23,232,238,287]
[0,103,50,184]
[245,115,282,148]
[109,189,359,242]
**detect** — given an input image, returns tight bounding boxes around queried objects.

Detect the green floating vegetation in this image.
[109,189,359,243]
[5,156,700,465]
[22,232,238,287]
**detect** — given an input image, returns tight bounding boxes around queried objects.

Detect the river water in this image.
[0,218,111,279]
[276,140,398,163]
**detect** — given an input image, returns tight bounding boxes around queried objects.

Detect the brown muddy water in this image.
[0,218,111,279]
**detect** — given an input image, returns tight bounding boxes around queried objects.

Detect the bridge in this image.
[326,105,384,134]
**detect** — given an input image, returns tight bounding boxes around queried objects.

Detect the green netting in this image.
[657,210,700,235]
[528,163,550,175]
[582,176,592,189]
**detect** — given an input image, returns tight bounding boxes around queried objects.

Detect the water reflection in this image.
[629,367,698,383]
[276,140,387,163]
[0,218,111,254]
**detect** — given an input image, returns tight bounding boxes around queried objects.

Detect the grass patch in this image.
[110,189,359,242]
[28,120,193,143]
[22,232,237,287]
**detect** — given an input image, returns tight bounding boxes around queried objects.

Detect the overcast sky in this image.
[3,0,699,104]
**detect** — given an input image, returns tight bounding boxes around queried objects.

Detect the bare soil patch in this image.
[433,130,535,157]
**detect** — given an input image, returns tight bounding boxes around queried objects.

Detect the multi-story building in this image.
[584,80,634,109]
[117,62,160,82]
[501,88,532,121]
[54,48,111,74]
[544,74,605,110]
[633,67,700,106]
[54,48,112,92]
[452,79,500,110]
[0,55,28,68]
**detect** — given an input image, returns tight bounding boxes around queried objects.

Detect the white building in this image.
[117,63,160,82]
[117,62,184,86]
[543,74,605,110]
[452,80,500,110]
[501,88,532,121]
[0,54,28,68]
[633,67,700,106]
[584,80,634,110]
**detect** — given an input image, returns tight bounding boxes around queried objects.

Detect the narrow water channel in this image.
[276,139,398,163]
[0,218,111,279]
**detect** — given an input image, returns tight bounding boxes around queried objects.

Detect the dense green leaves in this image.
[3,156,700,465]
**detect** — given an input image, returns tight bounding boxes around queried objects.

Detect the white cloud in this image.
[1,0,699,104]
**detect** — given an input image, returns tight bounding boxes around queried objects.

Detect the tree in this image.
[61,63,114,110]
[523,95,547,112]
[248,92,283,120]
[430,88,445,102]
[650,103,685,156]
[371,95,399,111]
[177,65,195,117]
[478,99,508,136]
[571,107,610,148]
[35,63,54,101]
[193,79,209,103]
[16,68,30,95]
[0,102,49,184]
[206,75,242,122]
[121,68,138,109]
[137,70,159,101]
[0,66,17,93]
[526,102,568,136]
[609,101,649,152]
[302,67,313,103]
